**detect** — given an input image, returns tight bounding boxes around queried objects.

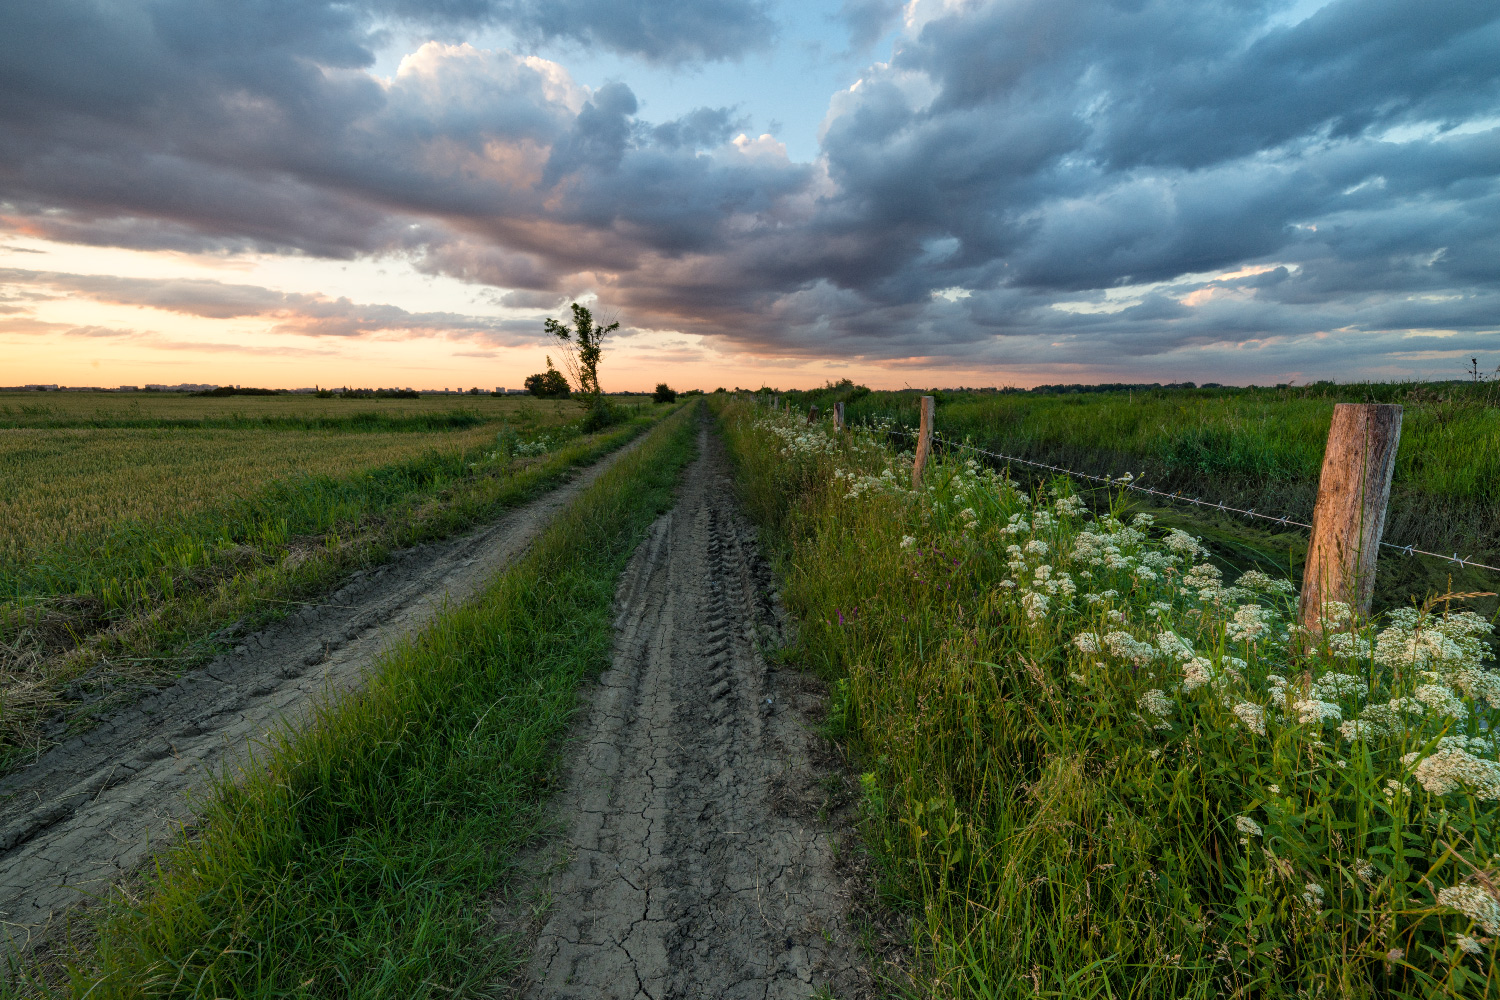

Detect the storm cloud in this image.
[1,0,1497,380]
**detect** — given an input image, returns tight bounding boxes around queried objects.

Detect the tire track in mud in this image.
[522,421,867,1000]
[0,436,649,954]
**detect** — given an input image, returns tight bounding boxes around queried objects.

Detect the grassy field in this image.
[5,404,699,997]
[0,395,586,562]
[0,390,586,427]
[0,392,669,774]
[718,396,1500,998]
[778,382,1500,618]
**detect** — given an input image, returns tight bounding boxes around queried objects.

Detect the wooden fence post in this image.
[1298,403,1402,630]
[911,395,936,489]
[771,394,779,411]
[807,404,819,424]
[834,401,845,432]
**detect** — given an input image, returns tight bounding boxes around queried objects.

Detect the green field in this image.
[777,381,1500,617]
[717,396,1500,997]
[0,391,662,773]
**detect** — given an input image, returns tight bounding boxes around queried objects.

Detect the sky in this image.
[1,0,1497,391]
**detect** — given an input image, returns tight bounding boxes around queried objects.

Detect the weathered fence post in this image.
[771,394,779,411]
[834,401,845,432]
[911,395,936,489]
[1298,403,1402,630]
[807,404,819,424]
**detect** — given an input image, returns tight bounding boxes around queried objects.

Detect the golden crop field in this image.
[0,392,588,566]
[0,390,582,424]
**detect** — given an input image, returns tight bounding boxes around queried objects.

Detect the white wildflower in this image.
[1024,539,1049,556]
[1267,784,1280,794]
[1303,882,1324,909]
[1183,657,1217,693]
[1355,858,1375,883]
[1235,570,1294,594]
[1073,633,1101,654]
[1414,683,1469,719]
[1405,749,1500,799]
[1054,495,1087,517]
[1456,934,1484,956]
[1033,564,1052,582]
[1295,699,1343,725]
[1437,885,1500,934]
[1162,529,1200,557]
[1105,631,1157,665]
[1318,601,1354,630]
[1235,815,1262,838]
[1183,563,1223,589]
[1232,702,1266,736]
[1311,672,1367,700]
[901,535,916,549]
[1138,689,1173,729]
[1226,604,1274,642]
[1155,630,1195,662]
[1021,590,1050,622]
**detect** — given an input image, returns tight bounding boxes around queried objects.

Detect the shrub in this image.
[653,383,677,403]
[580,397,623,433]
[524,367,570,399]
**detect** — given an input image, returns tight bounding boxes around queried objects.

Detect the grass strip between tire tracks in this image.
[8,403,698,998]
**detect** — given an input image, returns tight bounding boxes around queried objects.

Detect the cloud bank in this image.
[1,0,1497,380]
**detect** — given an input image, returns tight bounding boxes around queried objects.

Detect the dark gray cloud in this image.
[835,0,903,52]
[0,0,1497,382]
[371,0,776,63]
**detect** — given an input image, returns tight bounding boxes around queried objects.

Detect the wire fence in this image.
[872,424,1500,577]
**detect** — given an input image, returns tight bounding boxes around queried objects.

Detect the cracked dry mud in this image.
[0,439,645,954]
[522,423,866,1000]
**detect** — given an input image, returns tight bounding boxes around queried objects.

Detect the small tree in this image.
[653,383,677,403]
[546,303,618,401]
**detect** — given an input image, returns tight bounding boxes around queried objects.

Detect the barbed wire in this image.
[872,423,1500,576]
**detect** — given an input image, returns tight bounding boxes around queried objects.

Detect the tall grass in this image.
[718,397,1500,998]
[9,404,698,998]
[782,384,1500,557]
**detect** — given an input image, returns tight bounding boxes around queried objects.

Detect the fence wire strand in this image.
[869,423,1500,577]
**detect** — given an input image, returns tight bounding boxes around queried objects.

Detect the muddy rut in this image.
[0,439,645,953]
[520,423,866,1000]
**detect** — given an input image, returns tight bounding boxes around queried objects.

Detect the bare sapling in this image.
[1298,403,1402,630]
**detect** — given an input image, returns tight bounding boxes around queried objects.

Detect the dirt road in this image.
[520,423,867,999]
[0,438,646,953]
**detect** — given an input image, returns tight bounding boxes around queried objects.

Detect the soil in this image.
[513,422,873,999]
[0,437,646,955]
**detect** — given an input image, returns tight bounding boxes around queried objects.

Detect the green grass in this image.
[775,382,1500,622]
[6,403,698,998]
[717,397,1500,998]
[0,411,490,431]
[0,406,677,776]
[781,383,1500,552]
